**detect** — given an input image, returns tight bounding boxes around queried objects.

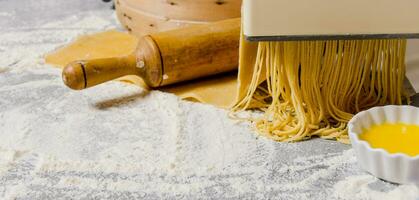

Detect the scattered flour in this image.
[334,175,419,200]
[0,7,418,200]
[0,10,117,73]
[0,148,20,175]
[2,184,28,200]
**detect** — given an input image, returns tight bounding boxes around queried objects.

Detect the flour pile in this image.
[0,8,418,200]
[334,175,419,200]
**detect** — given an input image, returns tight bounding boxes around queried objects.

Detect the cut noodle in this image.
[233,39,408,143]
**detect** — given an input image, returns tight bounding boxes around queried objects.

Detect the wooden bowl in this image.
[115,0,241,37]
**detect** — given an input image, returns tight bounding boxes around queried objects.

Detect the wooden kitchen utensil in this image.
[62,18,240,90]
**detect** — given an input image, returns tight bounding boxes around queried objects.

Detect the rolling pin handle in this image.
[62,56,138,90]
[62,61,87,90]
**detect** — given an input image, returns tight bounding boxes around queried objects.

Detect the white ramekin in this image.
[348,105,419,184]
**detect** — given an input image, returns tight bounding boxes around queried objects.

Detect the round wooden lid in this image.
[115,0,241,37]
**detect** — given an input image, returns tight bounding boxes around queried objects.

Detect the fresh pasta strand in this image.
[233,39,408,143]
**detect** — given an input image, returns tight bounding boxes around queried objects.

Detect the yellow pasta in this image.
[233,39,408,143]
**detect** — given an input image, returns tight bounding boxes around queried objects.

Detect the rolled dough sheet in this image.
[45,30,240,109]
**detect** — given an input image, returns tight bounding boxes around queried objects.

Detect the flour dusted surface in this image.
[0,1,418,199]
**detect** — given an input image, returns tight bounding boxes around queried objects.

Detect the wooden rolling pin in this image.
[62,18,240,90]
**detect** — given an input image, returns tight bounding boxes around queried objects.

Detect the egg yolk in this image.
[359,123,419,157]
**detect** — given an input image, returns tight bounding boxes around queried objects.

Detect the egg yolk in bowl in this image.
[360,123,419,157]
